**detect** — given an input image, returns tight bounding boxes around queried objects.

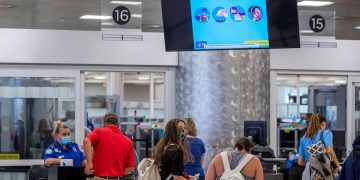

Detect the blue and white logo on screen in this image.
[248,6,263,21]
[195,41,208,49]
[230,6,246,21]
[195,8,210,22]
[212,7,228,22]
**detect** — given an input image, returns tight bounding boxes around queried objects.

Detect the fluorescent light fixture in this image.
[329,16,346,20]
[131,14,142,18]
[80,15,112,20]
[334,80,346,84]
[355,26,360,30]
[110,1,142,5]
[0,4,13,8]
[300,30,314,34]
[298,1,334,7]
[138,75,150,80]
[94,76,106,80]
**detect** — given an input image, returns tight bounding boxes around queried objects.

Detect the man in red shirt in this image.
[84,113,135,179]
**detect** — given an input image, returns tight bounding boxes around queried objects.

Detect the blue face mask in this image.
[60,136,71,145]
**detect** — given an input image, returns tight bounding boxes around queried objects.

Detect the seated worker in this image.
[206,137,264,180]
[44,120,86,167]
[338,135,360,180]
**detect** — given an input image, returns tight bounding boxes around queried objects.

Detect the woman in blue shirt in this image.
[44,120,86,167]
[184,118,206,180]
[298,113,340,177]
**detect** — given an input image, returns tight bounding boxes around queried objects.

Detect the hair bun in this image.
[53,120,63,129]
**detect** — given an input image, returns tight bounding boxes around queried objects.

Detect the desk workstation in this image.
[47,166,87,180]
[244,121,288,179]
[278,125,346,161]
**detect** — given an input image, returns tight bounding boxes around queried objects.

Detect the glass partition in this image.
[276,74,347,159]
[83,71,165,160]
[0,77,76,159]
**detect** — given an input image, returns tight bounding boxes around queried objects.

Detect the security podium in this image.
[48,166,87,180]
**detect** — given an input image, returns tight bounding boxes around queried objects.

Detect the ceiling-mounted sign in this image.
[112,6,131,25]
[101,0,142,31]
[309,15,325,33]
[299,10,335,37]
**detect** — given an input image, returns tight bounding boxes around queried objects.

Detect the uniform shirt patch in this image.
[45,149,53,155]
[54,148,61,153]
[73,147,77,152]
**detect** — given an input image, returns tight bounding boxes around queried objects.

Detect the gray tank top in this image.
[216,151,255,180]
[230,151,255,180]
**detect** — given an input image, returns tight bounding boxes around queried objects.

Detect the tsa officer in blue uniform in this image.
[44,120,86,167]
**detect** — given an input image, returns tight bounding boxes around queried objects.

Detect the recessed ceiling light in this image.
[300,30,314,34]
[298,1,334,7]
[329,16,346,20]
[334,80,346,84]
[110,1,142,5]
[355,26,360,30]
[138,75,150,80]
[80,15,112,20]
[94,76,106,80]
[0,4,13,8]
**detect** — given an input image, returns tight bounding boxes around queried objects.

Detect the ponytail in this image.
[52,120,68,138]
[304,113,322,139]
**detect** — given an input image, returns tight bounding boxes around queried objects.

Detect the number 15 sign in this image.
[299,10,335,37]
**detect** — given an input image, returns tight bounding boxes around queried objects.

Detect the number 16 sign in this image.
[113,6,131,25]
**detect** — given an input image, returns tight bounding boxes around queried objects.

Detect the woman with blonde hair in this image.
[44,120,86,167]
[183,118,206,180]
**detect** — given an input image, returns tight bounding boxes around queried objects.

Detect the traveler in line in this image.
[320,115,327,130]
[184,118,206,180]
[338,135,360,180]
[154,119,192,180]
[205,137,264,180]
[298,113,340,178]
[84,113,135,179]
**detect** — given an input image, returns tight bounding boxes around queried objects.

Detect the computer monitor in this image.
[244,121,267,146]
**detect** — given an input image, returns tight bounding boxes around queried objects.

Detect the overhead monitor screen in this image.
[161,0,300,51]
[191,0,269,49]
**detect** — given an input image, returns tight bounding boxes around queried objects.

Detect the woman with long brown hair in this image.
[298,113,341,178]
[154,119,191,180]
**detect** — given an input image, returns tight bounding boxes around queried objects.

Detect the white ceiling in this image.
[0,0,359,39]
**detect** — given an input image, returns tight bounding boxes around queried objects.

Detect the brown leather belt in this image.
[97,176,124,180]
